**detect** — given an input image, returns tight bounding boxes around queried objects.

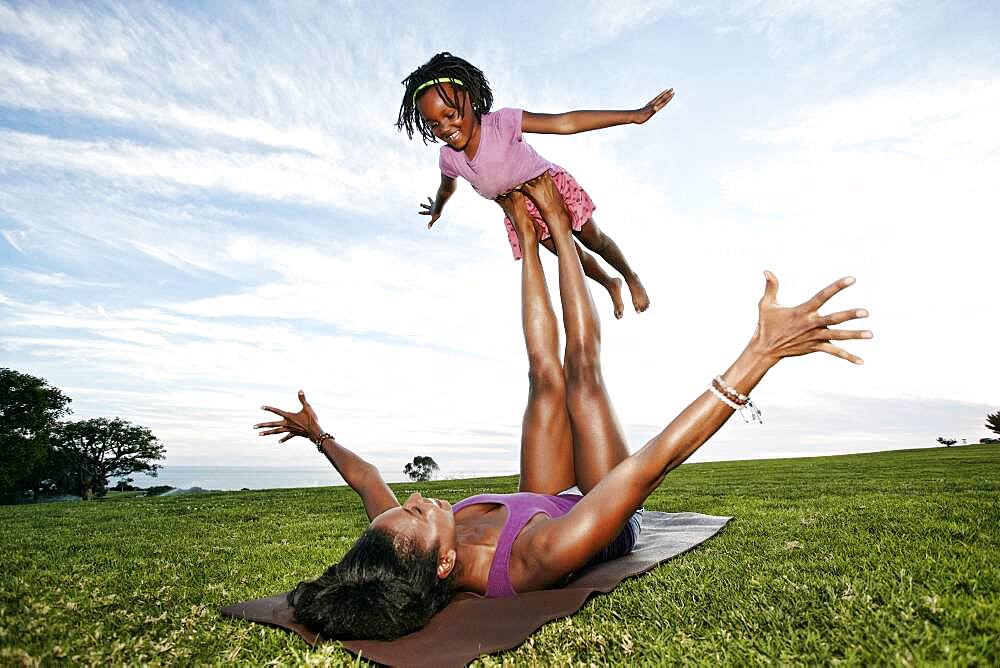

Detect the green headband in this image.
[412,77,465,105]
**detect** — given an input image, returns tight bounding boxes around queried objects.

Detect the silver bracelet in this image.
[743,400,763,424]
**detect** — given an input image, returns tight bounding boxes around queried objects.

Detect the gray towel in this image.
[220,511,731,667]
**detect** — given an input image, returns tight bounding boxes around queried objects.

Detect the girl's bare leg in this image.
[540,237,624,319]
[575,218,649,314]
[498,193,575,494]
[520,175,631,493]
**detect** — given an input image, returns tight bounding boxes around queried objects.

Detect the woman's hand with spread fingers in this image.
[255,391,398,519]
[752,271,872,367]
[255,390,325,444]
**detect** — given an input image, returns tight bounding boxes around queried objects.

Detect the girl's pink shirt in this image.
[438,108,555,200]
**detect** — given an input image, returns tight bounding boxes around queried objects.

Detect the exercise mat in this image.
[220,511,731,667]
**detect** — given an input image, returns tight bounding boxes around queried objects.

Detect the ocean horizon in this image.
[122,465,514,491]
[119,442,952,492]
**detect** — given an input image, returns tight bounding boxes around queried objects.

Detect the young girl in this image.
[396,52,674,319]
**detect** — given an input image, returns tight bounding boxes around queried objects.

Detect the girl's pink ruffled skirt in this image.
[502,167,595,260]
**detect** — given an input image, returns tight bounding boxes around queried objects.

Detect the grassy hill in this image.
[2,445,997,665]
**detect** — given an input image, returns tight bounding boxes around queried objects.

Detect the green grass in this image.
[2,445,998,666]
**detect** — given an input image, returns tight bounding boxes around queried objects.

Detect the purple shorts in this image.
[502,167,596,260]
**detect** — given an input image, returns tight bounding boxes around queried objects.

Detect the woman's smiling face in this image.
[370,492,457,567]
[416,83,477,151]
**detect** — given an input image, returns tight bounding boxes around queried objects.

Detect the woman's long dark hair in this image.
[287,527,456,640]
[396,52,494,144]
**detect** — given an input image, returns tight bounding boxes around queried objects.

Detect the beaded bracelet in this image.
[312,432,334,452]
[713,376,748,405]
[709,384,742,410]
[709,377,763,424]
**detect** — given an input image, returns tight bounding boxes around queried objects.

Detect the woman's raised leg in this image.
[497,192,575,494]
[520,174,631,493]
[539,238,625,320]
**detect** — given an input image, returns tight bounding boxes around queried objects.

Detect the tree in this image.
[111,477,137,492]
[936,437,956,447]
[0,368,72,501]
[51,418,165,500]
[404,455,439,482]
[986,410,1000,436]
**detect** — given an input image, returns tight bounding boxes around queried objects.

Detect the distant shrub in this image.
[404,455,440,482]
[986,410,1000,436]
[980,438,1000,445]
[112,478,139,492]
[143,485,175,497]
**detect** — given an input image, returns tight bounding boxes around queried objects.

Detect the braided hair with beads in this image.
[396,52,494,144]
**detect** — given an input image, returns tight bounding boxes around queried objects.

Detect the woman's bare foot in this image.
[608,277,625,319]
[498,192,539,249]
[626,273,650,313]
[520,173,572,239]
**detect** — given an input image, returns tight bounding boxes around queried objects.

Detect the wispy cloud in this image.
[1,1,995,478]
[0,269,119,289]
[0,130,393,210]
[710,0,904,61]
[745,78,1000,154]
[571,0,679,44]
[2,229,26,253]
[715,74,998,405]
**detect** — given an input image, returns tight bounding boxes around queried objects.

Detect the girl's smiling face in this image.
[416,83,478,152]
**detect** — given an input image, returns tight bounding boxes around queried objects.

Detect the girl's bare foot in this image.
[608,277,625,319]
[626,273,650,313]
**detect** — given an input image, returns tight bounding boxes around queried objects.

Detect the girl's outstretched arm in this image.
[521,88,674,135]
[525,273,872,582]
[420,173,458,229]
[255,390,399,521]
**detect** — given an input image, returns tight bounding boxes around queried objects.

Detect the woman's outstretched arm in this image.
[527,272,872,582]
[521,88,674,135]
[255,390,399,521]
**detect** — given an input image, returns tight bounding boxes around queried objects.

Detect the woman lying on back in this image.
[254,173,872,640]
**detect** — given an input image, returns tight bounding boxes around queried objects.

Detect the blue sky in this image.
[1,1,997,482]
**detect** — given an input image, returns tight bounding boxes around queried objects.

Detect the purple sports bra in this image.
[451,492,583,597]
